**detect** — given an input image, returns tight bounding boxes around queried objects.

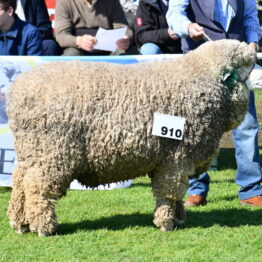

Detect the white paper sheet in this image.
[94,27,127,52]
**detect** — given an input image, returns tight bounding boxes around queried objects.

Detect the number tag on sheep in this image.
[152,112,185,140]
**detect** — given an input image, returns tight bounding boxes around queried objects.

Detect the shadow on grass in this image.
[57,212,152,234]
[185,208,262,228]
[209,178,235,183]
[57,208,262,235]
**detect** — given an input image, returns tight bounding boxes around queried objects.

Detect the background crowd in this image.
[0,0,262,207]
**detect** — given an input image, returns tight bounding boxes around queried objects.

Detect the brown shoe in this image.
[184,195,207,207]
[240,196,262,207]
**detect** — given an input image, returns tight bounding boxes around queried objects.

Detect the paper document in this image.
[94,27,127,52]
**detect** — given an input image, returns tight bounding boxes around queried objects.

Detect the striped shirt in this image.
[166,0,261,43]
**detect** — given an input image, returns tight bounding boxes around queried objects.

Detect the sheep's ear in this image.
[221,70,239,91]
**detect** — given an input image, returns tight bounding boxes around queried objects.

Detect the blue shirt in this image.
[0,15,43,55]
[214,0,235,32]
[166,0,261,43]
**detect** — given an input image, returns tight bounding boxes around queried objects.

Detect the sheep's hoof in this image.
[10,221,30,234]
[159,226,173,232]
[173,218,186,226]
[174,200,186,226]
[29,226,53,237]
[38,231,53,237]
[17,226,30,234]
[153,218,174,232]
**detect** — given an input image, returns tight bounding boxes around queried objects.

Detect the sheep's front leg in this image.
[22,167,71,236]
[150,168,188,232]
[8,164,29,234]
[152,198,174,231]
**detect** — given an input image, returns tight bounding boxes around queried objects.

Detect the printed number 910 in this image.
[161,126,182,138]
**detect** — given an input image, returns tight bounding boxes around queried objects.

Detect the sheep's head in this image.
[191,39,256,131]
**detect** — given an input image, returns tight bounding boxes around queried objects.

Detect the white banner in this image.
[0,54,181,189]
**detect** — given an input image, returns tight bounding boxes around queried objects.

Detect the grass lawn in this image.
[255,89,262,126]
[1,169,262,262]
[0,90,261,262]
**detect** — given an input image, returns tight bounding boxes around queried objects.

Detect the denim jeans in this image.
[188,91,262,200]
[42,39,62,56]
[140,43,163,55]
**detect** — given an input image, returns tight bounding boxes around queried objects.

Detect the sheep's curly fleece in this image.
[7,40,256,235]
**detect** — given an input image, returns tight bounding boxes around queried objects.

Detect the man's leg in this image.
[42,39,62,56]
[112,45,139,56]
[140,43,163,55]
[62,47,86,56]
[184,173,209,206]
[232,91,262,206]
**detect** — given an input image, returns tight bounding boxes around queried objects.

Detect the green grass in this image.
[254,89,262,126]
[255,88,262,100]
[221,89,262,148]
[1,149,262,262]
[0,91,261,262]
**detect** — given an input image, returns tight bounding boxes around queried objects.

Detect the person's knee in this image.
[42,40,62,56]
[112,44,139,56]
[62,47,84,56]
[140,43,163,55]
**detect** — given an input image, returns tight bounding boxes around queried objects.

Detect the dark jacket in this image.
[182,0,244,53]
[134,0,182,53]
[21,0,54,40]
[0,15,43,55]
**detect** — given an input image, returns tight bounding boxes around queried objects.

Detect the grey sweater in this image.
[55,0,133,48]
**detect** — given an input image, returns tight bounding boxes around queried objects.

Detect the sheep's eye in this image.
[221,70,239,91]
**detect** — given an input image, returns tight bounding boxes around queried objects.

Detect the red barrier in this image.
[45,0,55,28]
[45,0,55,8]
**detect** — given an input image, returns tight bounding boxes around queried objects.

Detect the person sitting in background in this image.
[120,0,139,30]
[55,0,137,56]
[134,0,182,54]
[0,0,42,55]
[16,0,61,55]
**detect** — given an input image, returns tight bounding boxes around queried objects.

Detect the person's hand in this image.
[0,89,6,102]
[168,28,178,40]
[188,23,204,41]
[116,36,130,50]
[248,42,258,52]
[76,34,97,51]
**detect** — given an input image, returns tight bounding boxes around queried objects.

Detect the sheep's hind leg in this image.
[23,167,71,236]
[8,164,30,234]
[150,168,188,232]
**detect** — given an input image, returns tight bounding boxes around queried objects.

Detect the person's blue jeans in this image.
[140,43,163,55]
[188,91,262,200]
[42,39,62,56]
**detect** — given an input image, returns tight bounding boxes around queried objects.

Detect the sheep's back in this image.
[6,59,226,184]
[7,61,186,179]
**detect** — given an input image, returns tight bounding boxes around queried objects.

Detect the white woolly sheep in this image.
[7,40,256,236]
